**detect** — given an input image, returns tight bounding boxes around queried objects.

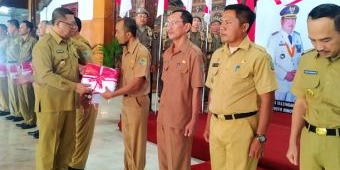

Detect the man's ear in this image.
[242,23,249,33]
[184,23,192,33]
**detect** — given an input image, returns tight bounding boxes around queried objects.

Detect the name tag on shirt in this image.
[212,63,219,67]
[304,70,318,75]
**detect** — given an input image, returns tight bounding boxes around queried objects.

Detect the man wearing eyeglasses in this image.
[32,7,92,170]
[157,9,204,170]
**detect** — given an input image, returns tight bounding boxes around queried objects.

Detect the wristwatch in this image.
[255,134,267,143]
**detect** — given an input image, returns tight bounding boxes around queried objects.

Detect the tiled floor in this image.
[0,95,202,169]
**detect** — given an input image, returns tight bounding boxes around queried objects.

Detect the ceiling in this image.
[0,0,51,10]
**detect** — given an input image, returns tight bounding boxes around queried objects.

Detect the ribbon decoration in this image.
[82,63,119,93]
[285,43,296,57]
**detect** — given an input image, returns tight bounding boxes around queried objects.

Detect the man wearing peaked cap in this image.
[266,4,303,103]
[136,7,149,16]
[280,5,299,18]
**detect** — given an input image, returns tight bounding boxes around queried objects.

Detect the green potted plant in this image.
[101,38,123,68]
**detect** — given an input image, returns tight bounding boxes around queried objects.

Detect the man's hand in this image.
[76,83,92,94]
[285,70,296,82]
[286,142,299,165]
[102,87,114,100]
[184,118,197,137]
[203,127,210,142]
[248,138,265,159]
[78,65,85,75]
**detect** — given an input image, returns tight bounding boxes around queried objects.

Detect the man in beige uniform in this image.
[203,4,277,170]
[15,20,37,129]
[69,17,97,170]
[157,9,204,170]
[32,7,91,170]
[102,17,150,170]
[5,19,23,122]
[0,24,10,116]
[36,20,52,39]
[286,4,340,170]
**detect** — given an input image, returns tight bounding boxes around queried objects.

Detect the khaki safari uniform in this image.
[206,37,277,170]
[157,39,204,170]
[0,36,9,112]
[291,50,340,170]
[5,35,22,117]
[17,35,37,125]
[69,34,97,169]
[32,30,81,170]
[121,39,150,170]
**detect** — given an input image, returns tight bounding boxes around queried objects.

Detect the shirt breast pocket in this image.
[302,75,320,100]
[54,53,69,73]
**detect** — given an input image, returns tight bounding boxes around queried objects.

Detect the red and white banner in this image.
[225,0,238,6]
[182,0,193,13]
[203,0,212,24]
[117,0,132,18]
[156,0,168,17]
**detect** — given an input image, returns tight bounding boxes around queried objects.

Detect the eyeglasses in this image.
[58,20,76,28]
[166,20,185,27]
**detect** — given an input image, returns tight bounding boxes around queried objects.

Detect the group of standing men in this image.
[104,3,340,170]
[0,19,37,131]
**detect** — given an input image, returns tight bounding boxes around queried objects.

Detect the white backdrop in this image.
[255,0,340,51]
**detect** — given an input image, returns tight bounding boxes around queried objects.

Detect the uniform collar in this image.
[50,30,68,44]
[280,29,291,37]
[222,36,251,54]
[126,39,140,54]
[169,39,191,55]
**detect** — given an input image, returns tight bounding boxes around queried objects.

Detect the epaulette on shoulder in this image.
[301,48,316,56]
[271,31,279,35]
[293,31,300,35]
[253,43,266,52]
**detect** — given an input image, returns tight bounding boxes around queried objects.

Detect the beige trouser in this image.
[69,105,98,169]
[157,124,192,170]
[122,95,149,170]
[0,77,9,112]
[17,83,36,124]
[8,77,21,117]
[36,111,76,170]
[300,127,340,170]
[209,114,259,170]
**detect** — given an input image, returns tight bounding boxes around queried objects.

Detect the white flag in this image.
[118,0,132,18]
[225,0,238,6]
[204,0,212,24]
[182,0,193,13]
[157,0,169,17]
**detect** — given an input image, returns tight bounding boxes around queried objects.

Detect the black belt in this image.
[213,111,257,120]
[305,121,340,136]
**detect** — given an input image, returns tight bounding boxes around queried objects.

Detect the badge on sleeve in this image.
[138,57,147,66]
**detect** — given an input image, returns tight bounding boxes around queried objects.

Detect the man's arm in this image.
[102,76,146,99]
[203,90,212,142]
[249,91,275,159]
[184,87,202,137]
[286,97,306,165]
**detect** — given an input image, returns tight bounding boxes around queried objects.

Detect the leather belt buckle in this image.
[316,127,327,136]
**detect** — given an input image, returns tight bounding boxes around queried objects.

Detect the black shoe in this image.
[68,167,84,170]
[0,111,10,116]
[33,132,39,139]
[5,116,15,120]
[21,124,36,129]
[12,117,24,122]
[16,123,26,127]
[28,130,39,135]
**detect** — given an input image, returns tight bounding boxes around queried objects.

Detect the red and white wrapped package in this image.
[9,62,34,84]
[0,64,7,77]
[81,63,119,93]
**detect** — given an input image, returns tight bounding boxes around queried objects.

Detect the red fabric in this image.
[116,0,121,4]
[83,63,119,80]
[118,111,297,169]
